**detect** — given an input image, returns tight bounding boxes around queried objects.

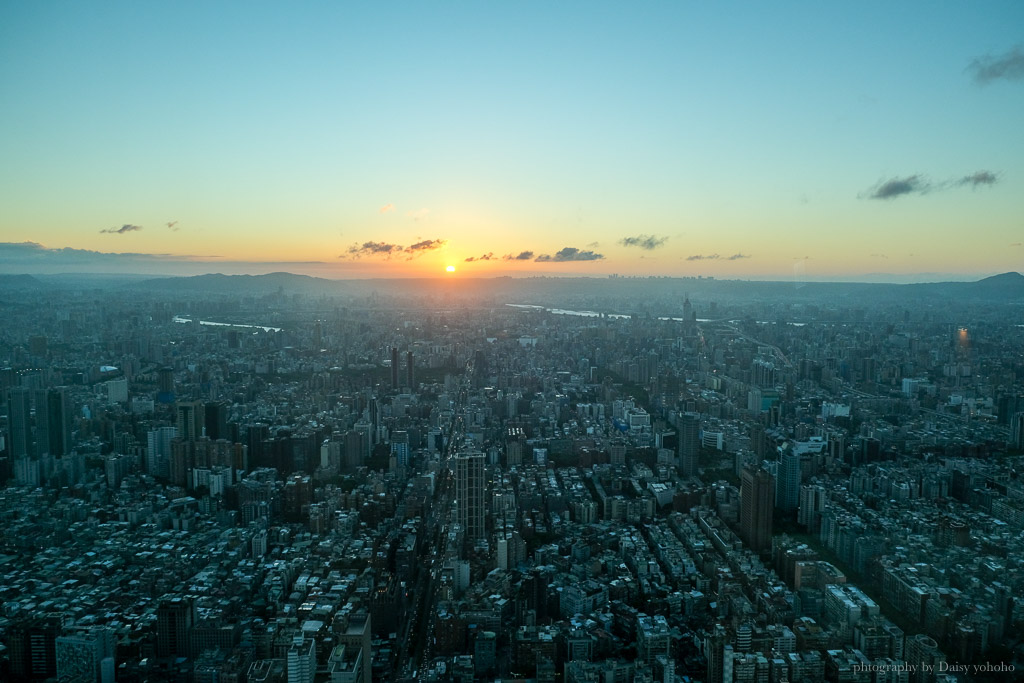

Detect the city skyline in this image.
[2,2,1023,281]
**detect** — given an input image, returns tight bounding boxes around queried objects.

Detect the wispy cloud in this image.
[957,171,999,188]
[100,224,143,234]
[535,247,604,262]
[867,175,927,200]
[404,238,446,259]
[166,221,179,231]
[344,241,404,259]
[502,251,535,261]
[379,203,395,214]
[685,253,750,262]
[871,253,889,259]
[967,46,1024,84]
[342,238,446,260]
[865,170,1000,200]
[1010,242,1022,248]
[464,252,495,262]
[619,234,668,250]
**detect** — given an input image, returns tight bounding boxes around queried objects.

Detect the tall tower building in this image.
[46,387,73,457]
[390,347,399,390]
[176,401,204,442]
[204,400,230,441]
[7,387,32,459]
[147,426,177,479]
[456,450,486,542]
[678,412,700,478]
[1010,412,1024,449]
[157,367,176,404]
[406,350,415,389]
[740,466,775,552]
[390,430,410,468]
[776,447,801,512]
[156,597,196,659]
[7,615,63,680]
[798,483,828,532]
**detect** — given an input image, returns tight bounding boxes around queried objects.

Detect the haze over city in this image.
[4,4,1024,683]
[2,2,1023,281]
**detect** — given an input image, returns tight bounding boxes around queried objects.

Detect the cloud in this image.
[100,224,143,234]
[967,46,1024,84]
[345,241,404,259]
[957,170,999,188]
[686,254,720,261]
[619,234,668,250]
[535,247,605,262]
[464,252,495,262]
[502,251,535,261]
[725,253,749,260]
[1010,242,1022,248]
[864,170,1000,200]
[166,221,179,231]
[404,238,446,258]
[379,204,395,214]
[868,175,927,200]
[870,253,889,259]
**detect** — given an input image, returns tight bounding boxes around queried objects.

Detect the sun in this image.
[445,265,455,273]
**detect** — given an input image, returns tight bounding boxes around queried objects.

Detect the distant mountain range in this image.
[3,270,1023,304]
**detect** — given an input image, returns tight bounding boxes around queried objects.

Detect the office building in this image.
[741,466,775,552]
[176,401,204,442]
[156,597,196,659]
[456,450,486,542]
[776,446,801,512]
[46,387,73,457]
[678,412,700,478]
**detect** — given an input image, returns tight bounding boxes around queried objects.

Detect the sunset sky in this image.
[1,2,1022,280]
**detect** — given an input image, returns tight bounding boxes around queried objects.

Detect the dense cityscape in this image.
[0,273,1022,682]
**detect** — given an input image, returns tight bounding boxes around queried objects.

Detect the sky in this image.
[1,2,1022,281]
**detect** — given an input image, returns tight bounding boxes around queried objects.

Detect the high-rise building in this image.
[406,350,414,389]
[7,387,32,459]
[157,367,175,403]
[147,426,177,479]
[905,634,945,683]
[56,627,115,683]
[335,611,371,683]
[7,615,62,681]
[1010,412,1024,449]
[456,450,486,542]
[287,636,316,683]
[741,466,775,552]
[798,483,828,532]
[636,615,671,664]
[776,446,801,512]
[204,400,230,441]
[678,412,700,478]
[156,596,196,659]
[390,347,399,390]
[176,401,204,442]
[390,430,410,467]
[46,387,73,457]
